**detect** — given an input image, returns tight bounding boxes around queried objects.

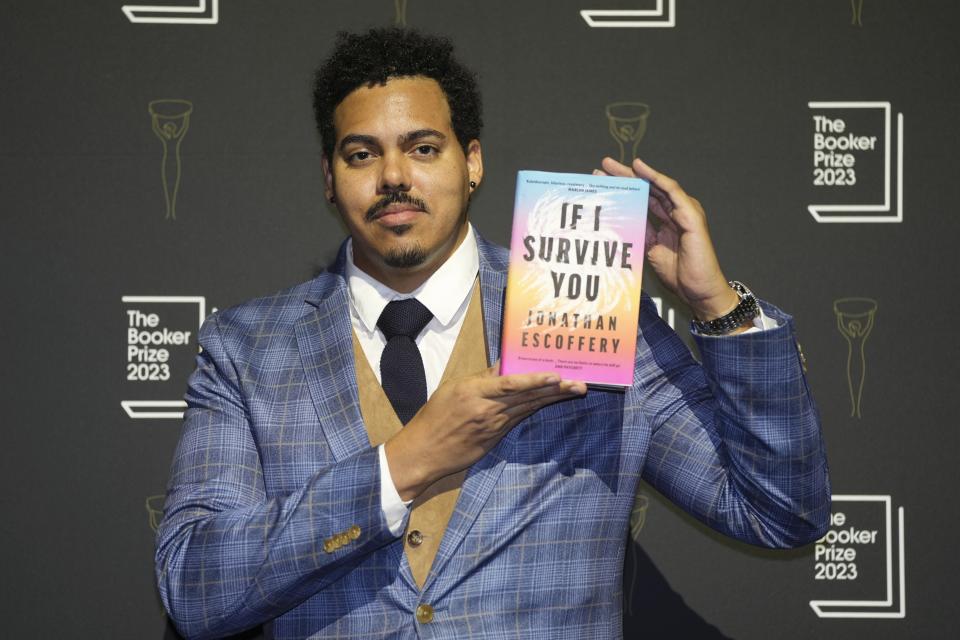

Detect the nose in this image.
[378,149,411,194]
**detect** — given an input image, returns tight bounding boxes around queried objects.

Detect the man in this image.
[156,28,829,639]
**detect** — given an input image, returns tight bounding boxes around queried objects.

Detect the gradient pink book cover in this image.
[500,170,649,387]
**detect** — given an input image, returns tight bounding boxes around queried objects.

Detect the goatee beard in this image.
[384,244,428,268]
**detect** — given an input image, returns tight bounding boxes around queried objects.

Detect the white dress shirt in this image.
[346,224,480,535]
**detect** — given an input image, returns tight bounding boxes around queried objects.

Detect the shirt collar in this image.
[346,224,479,334]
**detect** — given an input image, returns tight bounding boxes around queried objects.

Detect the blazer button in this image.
[407,530,424,547]
[348,525,361,540]
[415,603,434,624]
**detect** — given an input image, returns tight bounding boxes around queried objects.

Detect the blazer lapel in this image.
[422,234,520,593]
[294,246,369,463]
[477,234,507,366]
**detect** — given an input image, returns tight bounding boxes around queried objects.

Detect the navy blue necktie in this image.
[377,298,433,424]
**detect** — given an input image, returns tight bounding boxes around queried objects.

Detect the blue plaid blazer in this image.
[156,235,830,639]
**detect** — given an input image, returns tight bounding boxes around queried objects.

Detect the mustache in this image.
[365,191,429,222]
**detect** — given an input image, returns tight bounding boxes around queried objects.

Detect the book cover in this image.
[499,170,649,388]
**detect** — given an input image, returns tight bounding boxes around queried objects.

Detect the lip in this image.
[372,205,425,226]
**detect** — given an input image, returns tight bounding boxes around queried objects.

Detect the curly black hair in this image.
[312,28,482,160]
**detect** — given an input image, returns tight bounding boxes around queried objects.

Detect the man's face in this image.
[323,76,482,291]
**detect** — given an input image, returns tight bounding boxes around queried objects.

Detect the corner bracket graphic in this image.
[122,0,219,24]
[121,400,188,420]
[581,0,676,28]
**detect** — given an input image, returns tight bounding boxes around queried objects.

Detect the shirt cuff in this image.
[741,304,779,334]
[378,444,412,536]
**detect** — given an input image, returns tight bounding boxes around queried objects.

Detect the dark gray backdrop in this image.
[3,1,958,637]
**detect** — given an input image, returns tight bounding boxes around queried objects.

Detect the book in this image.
[499,170,649,388]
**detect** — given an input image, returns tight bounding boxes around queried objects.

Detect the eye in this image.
[347,150,372,163]
[413,144,437,157]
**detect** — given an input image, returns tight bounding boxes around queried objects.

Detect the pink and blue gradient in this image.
[500,171,649,387]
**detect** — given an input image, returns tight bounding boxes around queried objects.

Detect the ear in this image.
[465,139,483,191]
[321,155,335,203]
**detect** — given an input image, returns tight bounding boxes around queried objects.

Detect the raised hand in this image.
[597,157,740,322]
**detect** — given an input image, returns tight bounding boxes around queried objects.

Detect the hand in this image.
[596,157,739,322]
[384,367,587,500]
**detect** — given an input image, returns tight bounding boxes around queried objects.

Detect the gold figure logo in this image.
[395,0,408,26]
[629,492,650,542]
[149,99,193,220]
[834,297,877,418]
[625,491,651,616]
[146,494,166,532]
[850,0,864,26]
[605,102,650,163]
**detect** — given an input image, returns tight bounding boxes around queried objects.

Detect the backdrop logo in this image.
[581,0,676,28]
[807,102,904,223]
[624,491,650,615]
[851,0,864,26]
[810,494,906,619]
[146,495,165,531]
[149,99,192,220]
[629,492,650,542]
[834,297,877,418]
[122,0,219,24]
[605,102,650,164]
[394,0,408,25]
[121,295,211,419]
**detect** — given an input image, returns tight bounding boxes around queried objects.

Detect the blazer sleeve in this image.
[636,296,831,548]
[155,313,397,639]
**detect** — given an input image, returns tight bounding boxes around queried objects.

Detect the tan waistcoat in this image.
[352,281,488,589]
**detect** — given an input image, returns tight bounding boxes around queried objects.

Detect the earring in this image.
[469,181,477,189]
